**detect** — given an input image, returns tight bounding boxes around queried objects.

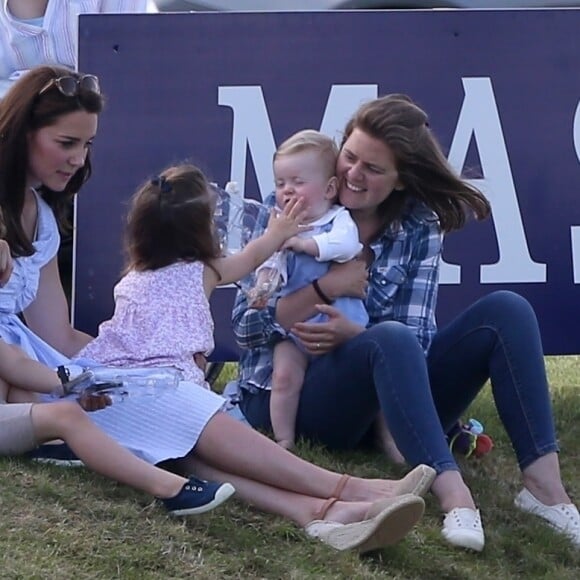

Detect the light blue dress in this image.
[1,191,225,464]
[282,211,369,328]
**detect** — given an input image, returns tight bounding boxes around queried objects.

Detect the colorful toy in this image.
[447,418,494,458]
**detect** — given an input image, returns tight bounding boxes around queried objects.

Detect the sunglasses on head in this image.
[38,74,101,97]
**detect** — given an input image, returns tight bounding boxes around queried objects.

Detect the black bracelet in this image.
[312,279,332,304]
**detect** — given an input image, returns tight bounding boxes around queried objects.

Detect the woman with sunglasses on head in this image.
[0,0,157,98]
[0,65,238,516]
[0,66,432,554]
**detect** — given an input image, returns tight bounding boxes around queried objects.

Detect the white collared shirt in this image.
[0,0,156,97]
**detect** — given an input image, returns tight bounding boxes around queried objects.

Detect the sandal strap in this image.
[313,497,339,521]
[331,474,350,500]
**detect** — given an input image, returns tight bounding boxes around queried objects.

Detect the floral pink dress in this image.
[78,261,214,385]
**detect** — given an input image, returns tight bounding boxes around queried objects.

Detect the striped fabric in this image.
[88,382,226,465]
[0,0,156,97]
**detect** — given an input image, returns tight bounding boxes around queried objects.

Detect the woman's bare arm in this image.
[23,256,93,357]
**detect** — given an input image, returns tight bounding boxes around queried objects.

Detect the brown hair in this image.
[0,206,6,239]
[342,94,490,233]
[0,65,104,256]
[274,129,338,181]
[124,164,221,273]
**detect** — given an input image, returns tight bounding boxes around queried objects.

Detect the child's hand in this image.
[283,235,314,254]
[282,235,302,252]
[266,197,309,244]
[77,392,112,412]
[283,235,320,258]
[0,240,13,287]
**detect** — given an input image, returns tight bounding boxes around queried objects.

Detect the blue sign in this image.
[75,9,580,357]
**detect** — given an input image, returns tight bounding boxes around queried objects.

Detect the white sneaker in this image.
[442,508,485,552]
[515,488,580,548]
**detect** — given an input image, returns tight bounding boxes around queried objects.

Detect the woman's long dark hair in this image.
[342,94,491,234]
[0,66,104,256]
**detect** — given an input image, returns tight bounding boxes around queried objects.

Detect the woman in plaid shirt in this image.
[232,94,579,552]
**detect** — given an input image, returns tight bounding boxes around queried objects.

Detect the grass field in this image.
[1,357,578,579]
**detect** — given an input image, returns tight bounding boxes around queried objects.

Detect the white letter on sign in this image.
[219,85,377,200]
[443,77,547,284]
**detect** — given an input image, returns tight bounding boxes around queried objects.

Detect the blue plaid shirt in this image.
[231,194,442,393]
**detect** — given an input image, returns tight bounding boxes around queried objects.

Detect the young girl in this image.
[1,206,234,516]
[75,163,307,381]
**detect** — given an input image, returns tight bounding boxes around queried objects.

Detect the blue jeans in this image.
[240,291,559,474]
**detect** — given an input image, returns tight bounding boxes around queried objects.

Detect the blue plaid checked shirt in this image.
[231,193,443,393]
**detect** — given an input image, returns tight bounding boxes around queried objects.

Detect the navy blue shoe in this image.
[25,443,83,467]
[160,477,235,516]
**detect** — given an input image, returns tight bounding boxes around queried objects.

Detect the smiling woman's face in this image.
[27,109,98,191]
[336,127,402,216]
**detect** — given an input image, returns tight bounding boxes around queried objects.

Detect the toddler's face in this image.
[274,150,335,222]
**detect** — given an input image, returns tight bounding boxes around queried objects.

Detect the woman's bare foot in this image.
[330,473,414,504]
[320,499,372,524]
[432,471,476,512]
[522,453,571,505]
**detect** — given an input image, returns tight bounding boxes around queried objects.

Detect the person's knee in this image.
[38,401,85,430]
[31,401,85,442]
[480,290,536,323]
[366,320,419,350]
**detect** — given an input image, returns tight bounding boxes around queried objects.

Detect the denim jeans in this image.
[240,291,559,474]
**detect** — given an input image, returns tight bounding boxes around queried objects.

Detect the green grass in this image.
[1,357,579,579]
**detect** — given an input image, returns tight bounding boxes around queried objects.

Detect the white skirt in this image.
[73,381,225,465]
[0,314,224,465]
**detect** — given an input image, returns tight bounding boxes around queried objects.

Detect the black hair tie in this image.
[151,175,172,193]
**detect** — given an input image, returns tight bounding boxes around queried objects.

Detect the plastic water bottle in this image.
[59,366,181,403]
[224,181,244,254]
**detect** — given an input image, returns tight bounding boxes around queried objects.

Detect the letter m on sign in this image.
[218,85,378,200]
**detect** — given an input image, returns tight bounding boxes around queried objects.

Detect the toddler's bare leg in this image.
[375,414,406,465]
[270,340,308,449]
[31,402,187,498]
